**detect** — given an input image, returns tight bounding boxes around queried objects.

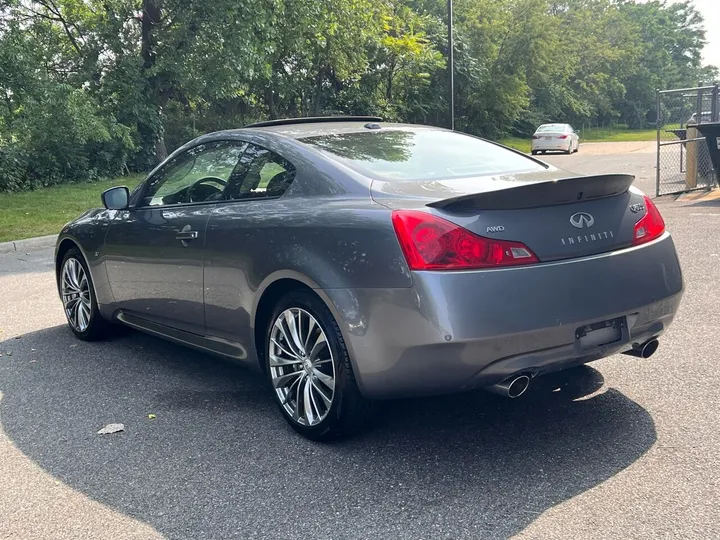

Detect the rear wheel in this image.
[265,290,373,441]
[565,142,573,154]
[531,150,538,155]
[60,248,112,341]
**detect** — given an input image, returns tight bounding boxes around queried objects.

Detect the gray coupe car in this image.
[55,116,684,440]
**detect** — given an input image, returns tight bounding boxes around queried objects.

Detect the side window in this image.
[141,141,247,207]
[224,143,296,201]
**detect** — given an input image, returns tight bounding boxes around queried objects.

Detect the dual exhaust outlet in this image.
[487,337,659,399]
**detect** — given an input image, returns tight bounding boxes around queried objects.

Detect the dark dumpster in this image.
[689,122,720,186]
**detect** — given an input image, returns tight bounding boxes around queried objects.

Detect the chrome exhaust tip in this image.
[486,374,531,399]
[623,338,659,359]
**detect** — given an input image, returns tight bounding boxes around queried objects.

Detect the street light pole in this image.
[448,0,455,130]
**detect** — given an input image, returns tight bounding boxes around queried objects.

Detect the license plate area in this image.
[576,317,625,349]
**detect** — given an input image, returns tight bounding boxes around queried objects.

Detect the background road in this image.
[542,141,657,196]
[1,147,719,539]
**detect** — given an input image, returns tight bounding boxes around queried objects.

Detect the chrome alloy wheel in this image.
[61,258,92,332]
[269,308,335,426]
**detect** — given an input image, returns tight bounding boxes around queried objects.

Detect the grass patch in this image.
[579,126,657,142]
[495,136,532,153]
[497,126,658,154]
[0,175,144,243]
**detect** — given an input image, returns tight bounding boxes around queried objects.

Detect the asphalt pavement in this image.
[1,154,719,539]
[542,141,657,196]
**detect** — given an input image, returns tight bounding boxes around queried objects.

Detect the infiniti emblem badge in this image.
[569,212,594,229]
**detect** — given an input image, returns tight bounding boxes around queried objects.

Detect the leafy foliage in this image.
[0,0,715,191]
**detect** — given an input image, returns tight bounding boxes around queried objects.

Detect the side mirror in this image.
[101,186,130,210]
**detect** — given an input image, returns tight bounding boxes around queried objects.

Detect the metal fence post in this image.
[656,89,661,197]
[712,83,719,123]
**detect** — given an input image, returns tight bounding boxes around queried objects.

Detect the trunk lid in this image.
[371,171,646,262]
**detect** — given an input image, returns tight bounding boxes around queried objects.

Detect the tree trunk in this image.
[141,0,166,164]
[267,85,277,119]
[386,61,395,101]
[141,0,161,70]
[312,68,324,116]
[155,134,168,162]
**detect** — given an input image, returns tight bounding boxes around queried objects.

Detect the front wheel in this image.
[265,290,374,440]
[59,248,113,341]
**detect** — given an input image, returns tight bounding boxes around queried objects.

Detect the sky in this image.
[671,0,720,69]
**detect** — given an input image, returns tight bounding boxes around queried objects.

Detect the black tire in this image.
[565,142,573,154]
[265,290,374,441]
[59,248,113,341]
[531,150,538,156]
[574,143,580,153]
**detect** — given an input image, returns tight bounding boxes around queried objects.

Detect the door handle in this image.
[176,230,198,241]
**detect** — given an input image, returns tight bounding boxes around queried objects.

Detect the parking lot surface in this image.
[1,147,719,539]
[542,141,657,196]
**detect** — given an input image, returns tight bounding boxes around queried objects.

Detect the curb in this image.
[676,187,720,203]
[0,234,58,255]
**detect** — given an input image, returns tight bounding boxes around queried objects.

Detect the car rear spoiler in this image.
[425,174,635,211]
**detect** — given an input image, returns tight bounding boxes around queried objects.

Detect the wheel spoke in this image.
[293,372,306,422]
[284,310,306,356]
[73,299,82,328]
[62,274,76,293]
[307,332,327,362]
[270,337,298,360]
[304,317,316,350]
[274,319,302,358]
[269,353,302,367]
[69,259,80,289]
[311,378,332,408]
[78,302,88,330]
[312,357,332,367]
[303,376,316,425]
[312,368,335,392]
[272,370,303,389]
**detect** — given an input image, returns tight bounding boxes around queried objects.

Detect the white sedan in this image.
[531,123,579,155]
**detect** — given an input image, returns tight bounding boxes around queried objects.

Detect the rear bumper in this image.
[322,233,683,399]
[532,141,570,151]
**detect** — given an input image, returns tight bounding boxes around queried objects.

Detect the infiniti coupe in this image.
[55,117,683,440]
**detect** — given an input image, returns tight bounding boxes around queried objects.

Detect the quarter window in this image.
[141,141,247,207]
[224,143,296,201]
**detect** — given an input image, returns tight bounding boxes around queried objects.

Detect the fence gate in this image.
[656,84,719,196]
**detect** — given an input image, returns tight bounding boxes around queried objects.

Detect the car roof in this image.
[537,123,569,128]
[215,121,447,140]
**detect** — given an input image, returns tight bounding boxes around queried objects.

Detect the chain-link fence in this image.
[656,84,719,196]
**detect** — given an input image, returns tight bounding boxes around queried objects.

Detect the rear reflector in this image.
[391,210,539,270]
[557,135,568,139]
[633,196,665,245]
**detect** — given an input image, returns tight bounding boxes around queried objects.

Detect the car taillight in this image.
[391,210,539,270]
[557,135,568,139]
[633,196,665,245]
[532,135,541,139]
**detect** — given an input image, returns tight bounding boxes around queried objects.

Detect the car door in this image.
[104,140,247,335]
[203,142,298,356]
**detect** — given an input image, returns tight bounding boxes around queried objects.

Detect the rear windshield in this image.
[299,129,546,181]
[536,124,567,132]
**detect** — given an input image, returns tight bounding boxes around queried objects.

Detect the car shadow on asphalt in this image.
[0,325,657,539]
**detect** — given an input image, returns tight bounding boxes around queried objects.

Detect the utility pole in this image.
[448,0,454,130]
